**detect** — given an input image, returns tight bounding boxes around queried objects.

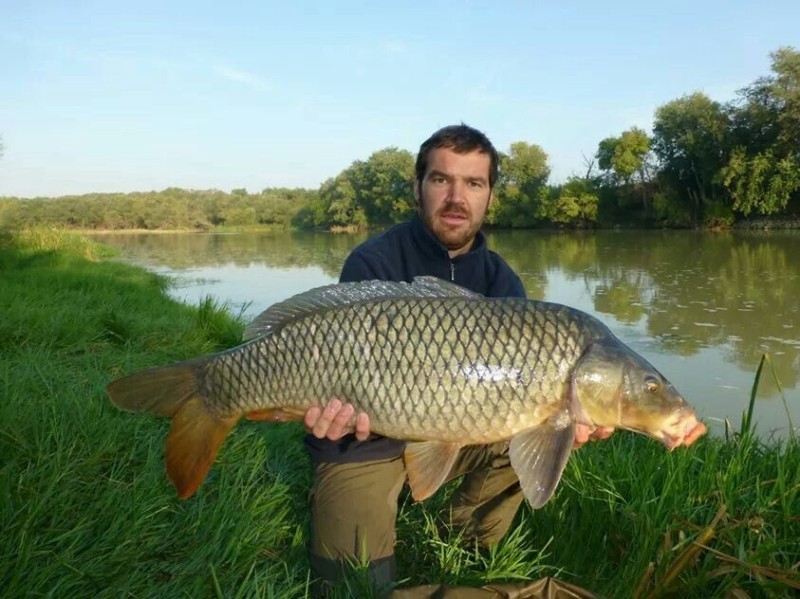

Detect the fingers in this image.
[573,422,592,447]
[304,398,370,442]
[314,398,353,441]
[573,424,615,449]
[354,412,371,442]
[591,426,615,440]
[303,405,322,431]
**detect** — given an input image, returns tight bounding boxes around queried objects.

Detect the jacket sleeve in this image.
[499,273,527,299]
[490,260,527,299]
[339,250,379,283]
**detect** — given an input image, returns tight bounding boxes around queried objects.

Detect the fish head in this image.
[572,341,706,449]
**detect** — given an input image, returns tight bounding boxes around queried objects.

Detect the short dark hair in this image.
[415,124,500,189]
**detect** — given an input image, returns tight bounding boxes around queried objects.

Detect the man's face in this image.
[415,147,493,258]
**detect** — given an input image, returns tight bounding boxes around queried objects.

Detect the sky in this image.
[1,1,798,198]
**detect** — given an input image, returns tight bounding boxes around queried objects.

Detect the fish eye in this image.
[645,377,660,394]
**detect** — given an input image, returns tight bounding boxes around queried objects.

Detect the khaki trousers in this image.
[309,442,524,594]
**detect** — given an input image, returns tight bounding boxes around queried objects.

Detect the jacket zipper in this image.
[450,261,455,281]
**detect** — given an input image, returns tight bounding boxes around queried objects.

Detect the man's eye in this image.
[431,176,446,184]
[469,181,484,188]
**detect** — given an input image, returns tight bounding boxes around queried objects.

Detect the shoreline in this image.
[6,211,800,237]
[69,218,800,235]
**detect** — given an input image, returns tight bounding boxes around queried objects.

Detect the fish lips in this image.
[651,411,707,450]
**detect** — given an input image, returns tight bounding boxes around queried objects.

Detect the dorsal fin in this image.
[243,276,481,340]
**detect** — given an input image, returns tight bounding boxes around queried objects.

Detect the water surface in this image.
[94,229,800,439]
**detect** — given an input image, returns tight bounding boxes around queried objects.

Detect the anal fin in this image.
[404,441,461,501]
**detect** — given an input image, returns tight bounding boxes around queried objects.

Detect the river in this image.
[93,228,800,440]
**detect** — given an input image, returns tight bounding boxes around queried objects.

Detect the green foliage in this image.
[584,47,800,228]
[700,199,736,229]
[651,92,730,225]
[310,147,415,229]
[720,147,800,217]
[762,47,800,153]
[719,47,800,220]
[545,177,599,226]
[641,46,800,227]
[0,187,318,232]
[2,227,117,261]
[597,127,651,185]
[359,147,417,224]
[319,173,364,228]
[489,142,551,227]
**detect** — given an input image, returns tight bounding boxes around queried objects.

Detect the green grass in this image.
[1,229,798,598]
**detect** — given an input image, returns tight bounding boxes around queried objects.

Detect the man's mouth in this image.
[439,212,468,225]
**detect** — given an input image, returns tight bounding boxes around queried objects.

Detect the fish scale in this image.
[196,296,596,443]
[107,276,706,505]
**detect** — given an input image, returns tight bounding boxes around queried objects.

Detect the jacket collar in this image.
[410,212,487,261]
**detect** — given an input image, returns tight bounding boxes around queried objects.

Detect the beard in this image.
[420,199,488,254]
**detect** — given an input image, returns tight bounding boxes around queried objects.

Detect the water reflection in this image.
[95,230,369,277]
[94,229,799,438]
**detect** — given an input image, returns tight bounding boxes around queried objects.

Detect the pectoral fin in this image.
[509,410,575,509]
[403,441,461,501]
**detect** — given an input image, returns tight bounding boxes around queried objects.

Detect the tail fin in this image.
[107,360,205,416]
[107,362,238,498]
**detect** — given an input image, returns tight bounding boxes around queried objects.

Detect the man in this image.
[303,124,610,595]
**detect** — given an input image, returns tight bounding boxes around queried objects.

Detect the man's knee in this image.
[446,446,524,547]
[309,457,405,587]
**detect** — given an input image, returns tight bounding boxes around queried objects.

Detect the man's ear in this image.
[413,179,422,207]
[488,189,495,207]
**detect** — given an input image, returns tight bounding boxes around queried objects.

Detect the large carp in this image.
[107,277,706,507]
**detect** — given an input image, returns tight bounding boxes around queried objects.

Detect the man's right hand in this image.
[304,398,371,442]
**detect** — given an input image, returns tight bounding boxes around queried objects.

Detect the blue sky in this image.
[1,1,798,198]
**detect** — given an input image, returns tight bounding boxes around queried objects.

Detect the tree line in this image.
[0,187,317,231]
[1,47,797,231]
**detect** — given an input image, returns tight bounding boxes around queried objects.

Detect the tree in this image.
[358,148,415,224]
[721,47,800,217]
[545,177,599,226]
[596,127,656,220]
[311,147,414,229]
[720,148,800,217]
[319,173,364,228]
[490,142,550,227]
[651,93,730,225]
[764,47,800,152]
[596,127,651,185]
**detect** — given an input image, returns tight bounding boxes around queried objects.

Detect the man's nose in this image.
[449,179,467,203]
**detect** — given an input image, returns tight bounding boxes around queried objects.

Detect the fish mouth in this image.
[654,411,707,450]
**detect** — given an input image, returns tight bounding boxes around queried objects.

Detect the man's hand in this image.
[573,424,614,449]
[304,398,371,442]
